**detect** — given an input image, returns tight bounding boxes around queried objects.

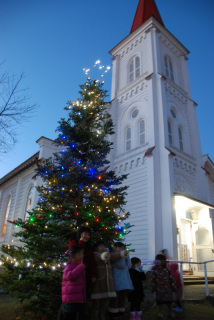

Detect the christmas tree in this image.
[0,78,130,319]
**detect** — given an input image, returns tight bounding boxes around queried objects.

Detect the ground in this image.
[0,287,214,320]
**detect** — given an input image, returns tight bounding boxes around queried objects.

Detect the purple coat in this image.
[62,260,86,304]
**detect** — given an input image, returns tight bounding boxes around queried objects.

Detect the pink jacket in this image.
[62,260,86,304]
[169,263,182,289]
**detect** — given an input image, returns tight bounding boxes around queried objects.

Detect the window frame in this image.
[125,126,131,151]
[168,119,173,145]
[139,119,145,146]
[164,55,174,81]
[2,195,11,238]
[178,126,184,151]
[24,186,34,220]
[129,56,141,83]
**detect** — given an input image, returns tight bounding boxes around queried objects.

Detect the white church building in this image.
[0,0,214,275]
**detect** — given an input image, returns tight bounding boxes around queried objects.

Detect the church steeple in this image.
[131,0,164,33]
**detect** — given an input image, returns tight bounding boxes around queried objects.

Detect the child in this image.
[150,254,176,319]
[109,242,134,320]
[128,257,146,320]
[61,245,86,320]
[161,249,171,261]
[90,240,117,320]
[169,263,183,313]
[161,249,172,268]
[68,226,97,293]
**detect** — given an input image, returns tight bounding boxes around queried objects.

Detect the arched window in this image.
[126,127,131,151]
[164,55,174,81]
[170,108,176,119]
[129,56,140,83]
[178,127,183,151]
[24,186,34,220]
[168,120,173,145]
[139,119,145,145]
[2,196,11,237]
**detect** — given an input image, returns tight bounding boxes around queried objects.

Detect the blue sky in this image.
[0,0,214,178]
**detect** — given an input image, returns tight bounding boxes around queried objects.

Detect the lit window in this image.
[164,55,174,81]
[139,119,145,145]
[129,56,140,83]
[126,127,131,151]
[168,120,173,145]
[24,187,34,220]
[178,127,183,151]
[2,196,11,237]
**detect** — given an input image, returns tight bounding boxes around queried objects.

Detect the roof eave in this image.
[109,17,189,57]
[0,152,40,186]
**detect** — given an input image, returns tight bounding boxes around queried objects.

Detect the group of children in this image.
[60,227,183,320]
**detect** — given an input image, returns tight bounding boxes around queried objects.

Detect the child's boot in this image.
[135,311,142,320]
[130,311,136,320]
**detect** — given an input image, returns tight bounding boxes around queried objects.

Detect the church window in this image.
[24,186,34,220]
[168,120,173,145]
[2,195,11,237]
[129,56,140,83]
[170,109,176,119]
[135,56,140,78]
[126,127,131,151]
[178,127,184,151]
[132,109,139,118]
[196,226,210,246]
[139,119,145,145]
[164,55,174,81]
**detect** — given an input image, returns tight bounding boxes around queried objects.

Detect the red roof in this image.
[131,0,164,33]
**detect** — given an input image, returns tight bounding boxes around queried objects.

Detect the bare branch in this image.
[0,66,38,154]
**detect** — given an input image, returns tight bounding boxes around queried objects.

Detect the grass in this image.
[137,300,214,320]
[0,295,47,320]
[0,294,214,320]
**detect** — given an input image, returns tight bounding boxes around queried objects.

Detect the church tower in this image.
[109,0,214,268]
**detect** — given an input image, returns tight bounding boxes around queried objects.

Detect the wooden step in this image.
[183,276,214,285]
[183,270,194,275]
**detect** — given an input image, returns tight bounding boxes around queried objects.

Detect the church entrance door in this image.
[178,219,193,272]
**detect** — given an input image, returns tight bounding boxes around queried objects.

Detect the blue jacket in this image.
[111,255,134,291]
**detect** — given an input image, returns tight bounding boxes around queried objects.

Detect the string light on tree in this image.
[83,59,111,82]
[0,75,130,319]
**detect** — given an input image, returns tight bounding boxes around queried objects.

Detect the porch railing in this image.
[141,259,214,299]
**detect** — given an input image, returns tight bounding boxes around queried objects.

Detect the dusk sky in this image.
[0,0,214,178]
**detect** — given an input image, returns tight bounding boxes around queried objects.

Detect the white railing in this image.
[141,259,214,299]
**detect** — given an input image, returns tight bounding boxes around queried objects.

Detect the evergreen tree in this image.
[0,78,130,319]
